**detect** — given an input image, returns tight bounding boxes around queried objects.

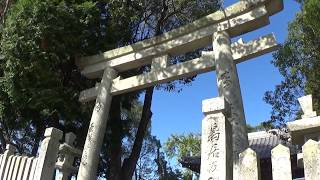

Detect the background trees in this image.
[264,0,320,128]
[165,133,201,179]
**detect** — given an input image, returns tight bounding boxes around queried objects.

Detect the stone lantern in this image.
[287,94,320,168]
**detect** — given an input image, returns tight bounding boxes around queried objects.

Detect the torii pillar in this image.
[213,31,249,178]
[77,67,117,180]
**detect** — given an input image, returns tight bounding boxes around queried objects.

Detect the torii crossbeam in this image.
[75,0,283,179]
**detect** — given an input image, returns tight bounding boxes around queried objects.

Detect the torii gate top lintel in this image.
[77,0,283,103]
[76,0,283,74]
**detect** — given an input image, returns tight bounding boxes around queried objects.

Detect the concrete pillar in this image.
[33,127,63,180]
[200,96,233,180]
[271,144,292,180]
[77,67,117,180]
[213,31,249,178]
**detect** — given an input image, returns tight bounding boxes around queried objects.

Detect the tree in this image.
[264,0,320,128]
[164,133,201,179]
[134,135,183,180]
[98,99,182,179]
[0,0,136,154]
[117,1,221,179]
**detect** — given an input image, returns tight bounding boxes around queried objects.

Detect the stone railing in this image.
[0,127,82,180]
[238,140,320,180]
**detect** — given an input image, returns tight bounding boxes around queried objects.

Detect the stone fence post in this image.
[271,144,292,180]
[302,139,320,180]
[200,96,232,180]
[0,145,16,179]
[33,127,63,180]
[239,148,260,180]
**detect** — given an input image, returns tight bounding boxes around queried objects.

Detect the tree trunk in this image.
[121,87,154,180]
[119,1,167,178]
[108,96,122,180]
[155,146,164,179]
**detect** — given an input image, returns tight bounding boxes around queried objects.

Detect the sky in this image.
[149,0,301,144]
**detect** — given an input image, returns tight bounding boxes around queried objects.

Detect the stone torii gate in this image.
[75,0,283,179]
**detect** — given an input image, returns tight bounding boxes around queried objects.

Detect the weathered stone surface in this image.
[287,116,320,145]
[33,128,63,180]
[56,132,80,180]
[239,148,261,180]
[82,6,269,77]
[213,31,249,179]
[65,132,76,145]
[200,97,232,180]
[299,94,317,119]
[302,140,320,180]
[77,67,117,180]
[231,33,279,64]
[80,34,278,102]
[76,0,282,69]
[151,55,168,71]
[202,96,231,116]
[271,144,292,180]
[288,94,320,145]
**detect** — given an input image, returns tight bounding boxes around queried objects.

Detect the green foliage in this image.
[264,0,320,127]
[164,133,201,179]
[165,133,201,159]
[2,0,93,117]
[304,0,320,35]
[0,0,136,153]
[134,135,183,180]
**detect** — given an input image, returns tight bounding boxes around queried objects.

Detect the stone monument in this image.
[200,97,233,180]
[287,94,320,174]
